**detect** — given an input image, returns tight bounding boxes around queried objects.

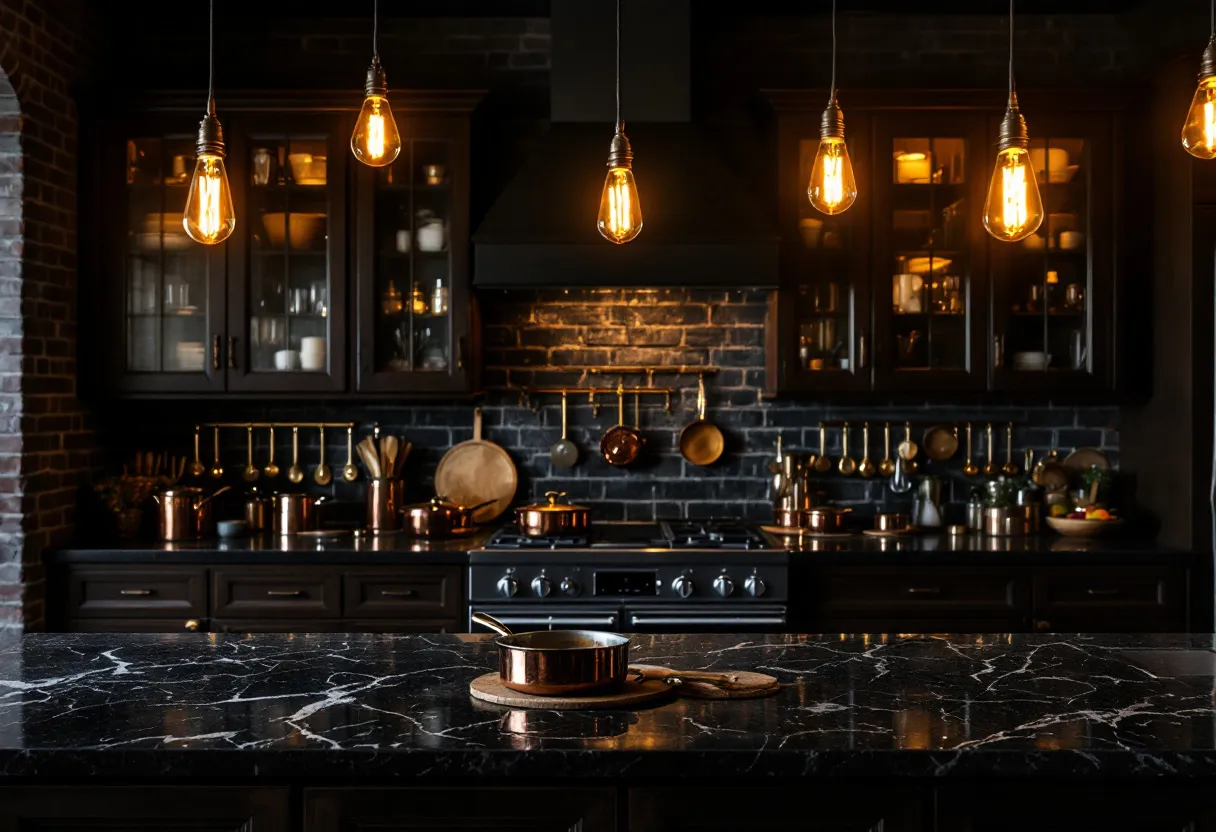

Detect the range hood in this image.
[473,0,779,288]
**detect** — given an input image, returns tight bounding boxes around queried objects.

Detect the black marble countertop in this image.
[4,631,1216,780]
[46,530,1189,565]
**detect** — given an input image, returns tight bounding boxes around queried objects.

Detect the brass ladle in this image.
[814,424,832,473]
[209,426,224,479]
[242,424,260,483]
[898,421,919,473]
[342,426,358,482]
[838,422,857,475]
[962,422,980,476]
[858,421,875,478]
[878,421,896,476]
[287,426,304,484]
[984,422,999,475]
[314,425,333,486]
[1002,422,1020,475]
[263,426,280,479]
[190,425,206,478]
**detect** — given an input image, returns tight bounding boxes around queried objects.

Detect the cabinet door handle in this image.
[1085,588,1121,597]
[120,588,153,596]
[266,589,305,598]
[1035,619,1052,632]
[184,619,200,631]
[457,336,466,370]
[381,589,416,598]
[213,335,221,370]
[857,333,868,370]
[905,586,941,595]
[228,336,237,369]
[994,334,1005,369]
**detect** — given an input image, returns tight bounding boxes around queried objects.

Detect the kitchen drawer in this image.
[66,566,206,619]
[342,568,461,619]
[65,618,208,633]
[212,619,349,633]
[814,568,1025,615]
[212,568,340,619]
[346,619,461,633]
[1033,567,1187,631]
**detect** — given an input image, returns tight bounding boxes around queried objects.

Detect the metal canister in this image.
[983,507,1024,537]
[966,494,986,531]
[244,494,271,534]
[366,478,405,534]
[272,493,319,535]
[155,487,213,541]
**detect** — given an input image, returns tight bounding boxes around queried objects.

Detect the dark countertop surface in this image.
[46,530,1191,565]
[5,631,1216,780]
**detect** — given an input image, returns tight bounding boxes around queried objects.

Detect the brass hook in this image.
[664,391,672,415]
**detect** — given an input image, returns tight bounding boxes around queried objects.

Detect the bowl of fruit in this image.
[1046,506,1123,538]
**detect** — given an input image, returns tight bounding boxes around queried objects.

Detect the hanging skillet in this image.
[600,387,641,467]
[679,375,725,466]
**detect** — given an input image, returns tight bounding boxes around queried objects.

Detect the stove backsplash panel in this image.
[98,290,1118,522]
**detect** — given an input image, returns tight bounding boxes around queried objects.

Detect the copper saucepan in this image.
[515,491,592,537]
[600,388,642,467]
[804,506,852,534]
[403,496,495,538]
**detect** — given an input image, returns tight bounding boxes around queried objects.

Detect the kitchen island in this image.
[1,632,1216,830]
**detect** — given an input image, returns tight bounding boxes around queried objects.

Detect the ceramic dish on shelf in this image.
[1062,447,1110,474]
[904,256,952,275]
[262,212,326,248]
[134,232,193,252]
[288,153,327,185]
[1046,516,1123,538]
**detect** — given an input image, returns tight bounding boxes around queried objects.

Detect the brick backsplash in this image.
[100,289,1119,526]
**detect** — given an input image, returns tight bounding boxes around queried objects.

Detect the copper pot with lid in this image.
[516,491,592,537]
[153,486,230,541]
[403,495,495,538]
[804,506,852,534]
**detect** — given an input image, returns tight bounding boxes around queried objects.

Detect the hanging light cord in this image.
[207,0,215,108]
[1210,0,1213,37]
[1008,0,1015,96]
[373,0,380,60]
[615,0,621,128]
[829,0,837,102]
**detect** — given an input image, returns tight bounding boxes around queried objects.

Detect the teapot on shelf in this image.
[415,209,447,253]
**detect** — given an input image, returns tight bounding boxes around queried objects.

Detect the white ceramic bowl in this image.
[1046,517,1124,538]
[288,153,327,185]
[262,212,326,248]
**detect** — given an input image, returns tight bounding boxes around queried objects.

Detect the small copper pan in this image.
[472,612,630,696]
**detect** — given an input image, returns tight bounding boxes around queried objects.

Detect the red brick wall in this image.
[0,0,97,631]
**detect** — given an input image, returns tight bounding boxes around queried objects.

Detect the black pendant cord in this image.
[615,0,621,129]
[1210,0,1213,37]
[207,0,215,112]
[1008,0,1015,96]
[373,0,379,61]
[829,0,837,104]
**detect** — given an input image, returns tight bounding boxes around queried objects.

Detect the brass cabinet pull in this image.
[380,589,416,598]
[1035,619,1052,632]
[905,586,941,595]
[457,336,466,370]
[266,589,305,598]
[857,333,868,370]
[228,336,237,369]
[1085,588,1121,597]
[184,619,200,631]
[212,335,221,370]
[119,588,153,596]
[993,334,1005,369]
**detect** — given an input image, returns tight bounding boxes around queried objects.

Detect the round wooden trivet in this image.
[468,673,676,710]
[760,525,854,539]
[629,665,782,700]
[862,528,919,538]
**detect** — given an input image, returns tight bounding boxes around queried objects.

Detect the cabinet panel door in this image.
[355,114,472,393]
[871,113,989,392]
[1033,566,1186,632]
[212,567,341,618]
[990,112,1115,396]
[0,787,289,832]
[226,113,348,393]
[306,787,616,832]
[67,565,206,618]
[342,567,462,619]
[812,567,1026,616]
[937,784,1216,832]
[772,112,873,394]
[630,787,923,832]
[109,118,227,394]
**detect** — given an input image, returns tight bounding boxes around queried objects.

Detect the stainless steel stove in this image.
[468,520,788,633]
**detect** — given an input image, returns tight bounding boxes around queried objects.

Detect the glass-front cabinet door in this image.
[990,114,1113,394]
[113,121,225,393]
[871,114,988,392]
[226,115,347,392]
[770,111,871,394]
[355,113,471,393]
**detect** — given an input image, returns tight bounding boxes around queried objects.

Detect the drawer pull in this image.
[266,589,305,598]
[184,619,200,631]
[381,589,416,598]
[1085,588,1121,597]
[905,586,941,595]
[120,589,153,596]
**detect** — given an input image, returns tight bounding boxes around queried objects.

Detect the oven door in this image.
[468,606,623,633]
[625,605,788,633]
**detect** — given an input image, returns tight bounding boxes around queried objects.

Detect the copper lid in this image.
[519,490,588,512]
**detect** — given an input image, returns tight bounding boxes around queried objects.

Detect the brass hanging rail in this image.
[202,421,357,429]
[587,366,718,377]
[515,383,676,416]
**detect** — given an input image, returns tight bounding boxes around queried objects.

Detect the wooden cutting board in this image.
[434,408,518,523]
[629,665,782,700]
[469,673,676,710]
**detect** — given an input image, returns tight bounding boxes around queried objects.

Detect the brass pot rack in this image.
[517,381,677,415]
[201,421,356,430]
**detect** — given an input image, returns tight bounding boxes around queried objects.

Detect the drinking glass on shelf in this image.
[310,283,328,316]
[288,287,308,315]
[252,148,272,186]
[431,278,449,315]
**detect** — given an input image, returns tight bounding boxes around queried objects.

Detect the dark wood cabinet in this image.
[66,565,207,619]
[306,787,616,832]
[0,788,289,832]
[94,92,480,399]
[629,787,924,832]
[1031,566,1187,632]
[936,784,1216,832]
[766,90,1126,400]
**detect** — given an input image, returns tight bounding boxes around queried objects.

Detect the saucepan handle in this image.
[471,612,514,637]
[629,665,748,691]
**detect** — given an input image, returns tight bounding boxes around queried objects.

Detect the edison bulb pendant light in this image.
[597,125,642,244]
[183,2,234,246]
[808,98,857,215]
[1182,36,1216,159]
[982,94,1043,242]
[351,56,402,167]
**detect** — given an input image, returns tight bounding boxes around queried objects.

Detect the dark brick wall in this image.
[97,289,1117,527]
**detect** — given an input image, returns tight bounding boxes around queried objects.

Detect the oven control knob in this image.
[560,577,581,597]
[713,574,736,598]
[531,576,552,598]
[496,576,519,598]
[672,575,695,598]
[745,575,767,598]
